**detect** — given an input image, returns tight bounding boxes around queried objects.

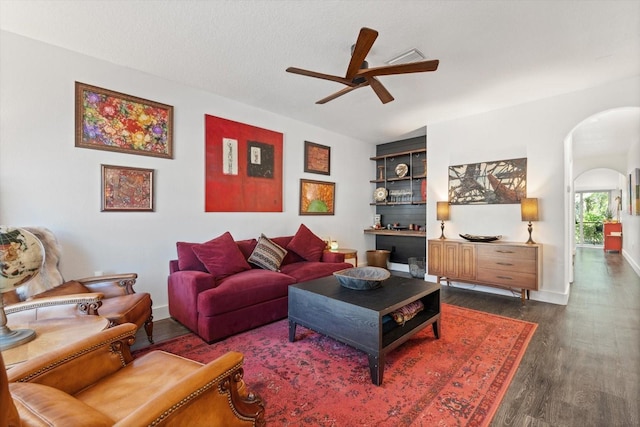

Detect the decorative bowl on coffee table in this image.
[333,267,390,290]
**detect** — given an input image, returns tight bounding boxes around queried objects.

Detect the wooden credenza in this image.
[428,239,542,303]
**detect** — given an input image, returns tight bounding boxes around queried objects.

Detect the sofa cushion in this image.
[287,224,327,262]
[280,260,353,283]
[248,234,288,272]
[192,232,251,279]
[198,269,296,316]
[176,242,208,272]
[236,238,258,260]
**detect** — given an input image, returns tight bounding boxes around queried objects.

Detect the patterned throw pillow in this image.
[248,234,288,272]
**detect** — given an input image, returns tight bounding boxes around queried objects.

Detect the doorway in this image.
[574,191,613,246]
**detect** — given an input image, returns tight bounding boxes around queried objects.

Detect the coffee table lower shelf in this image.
[288,275,441,385]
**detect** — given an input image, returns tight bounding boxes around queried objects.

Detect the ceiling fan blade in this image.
[316,82,370,104]
[357,59,440,78]
[286,67,354,86]
[345,27,378,80]
[367,76,394,104]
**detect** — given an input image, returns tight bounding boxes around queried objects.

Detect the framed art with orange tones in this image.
[304,141,330,175]
[299,179,335,215]
[75,82,173,159]
[101,164,154,212]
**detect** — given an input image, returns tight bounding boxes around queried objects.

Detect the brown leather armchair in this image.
[1,323,265,426]
[6,273,154,343]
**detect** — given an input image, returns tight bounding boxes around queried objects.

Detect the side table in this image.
[2,316,110,368]
[325,248,357,266]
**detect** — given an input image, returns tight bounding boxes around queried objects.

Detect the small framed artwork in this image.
[76,82,173,159]
[101,164,154,212]
[299,179,335,215]
[304,141,331,175]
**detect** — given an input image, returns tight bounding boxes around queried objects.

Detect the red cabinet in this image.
[603,222,622,252]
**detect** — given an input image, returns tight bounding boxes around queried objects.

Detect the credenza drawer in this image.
[477,268,537,289]
[477,245,536,261]
[478,257,536,274]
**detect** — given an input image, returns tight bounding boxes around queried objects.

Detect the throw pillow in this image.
[248,234,288,272]
[287,224,327,262]
[192,232,251,279]
[176,242,208,272]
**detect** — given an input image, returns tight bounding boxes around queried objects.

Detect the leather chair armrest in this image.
[118,351,265,427]
[5,293,104,316]
[7,323,137,395]
[77,273,138,297]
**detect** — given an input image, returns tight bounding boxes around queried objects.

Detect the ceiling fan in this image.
[286,27,439,105]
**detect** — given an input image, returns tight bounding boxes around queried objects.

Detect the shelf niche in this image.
[369,136,427,264]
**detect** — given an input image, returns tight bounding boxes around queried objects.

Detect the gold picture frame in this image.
[76,82,173,158]
[299,179,335,215]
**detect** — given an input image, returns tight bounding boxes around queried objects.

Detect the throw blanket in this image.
[18,227,64,298]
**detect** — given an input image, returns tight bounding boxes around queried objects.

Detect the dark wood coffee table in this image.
[288,274,440,385]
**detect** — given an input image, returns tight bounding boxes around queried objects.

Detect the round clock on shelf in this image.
[374,187,388,202]
[395,163,409,178]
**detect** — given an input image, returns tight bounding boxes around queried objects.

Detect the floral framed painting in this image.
[76,82,173,158]
[299,179,335,215]
[304,141,331,175]
[101,164,154,212]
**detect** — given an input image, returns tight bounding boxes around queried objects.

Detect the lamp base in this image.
[439,221,446,239]
[525,221,536,244]
[0,325,36,351]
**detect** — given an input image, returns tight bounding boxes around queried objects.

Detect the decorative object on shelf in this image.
[448,157,527,205]
[459,234,502,242]
[0,227,44,350]
[378,165,385,180]
[299,179,335,215]
[520,198,539,244]
[421,178,427,201]
[374,187,388,202]
[436,201,450,239]
[330,240,339,250]
[408,257,426,278]
[75,82,173,159]
[421,159,427,177]
[395,163,409,178]
[373,214,382,228]
[101,164,154,212]
[304,141,330,175]
[333,267,390,290]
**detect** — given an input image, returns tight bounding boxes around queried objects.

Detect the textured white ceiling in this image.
[1,0,639,150]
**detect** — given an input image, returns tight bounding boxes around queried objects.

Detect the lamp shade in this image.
[436,201,450,221]
[521,198,539,222]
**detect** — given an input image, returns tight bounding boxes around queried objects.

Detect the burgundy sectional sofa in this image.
[168,225,352,343]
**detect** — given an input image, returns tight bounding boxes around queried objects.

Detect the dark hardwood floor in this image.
[133,247,639,426]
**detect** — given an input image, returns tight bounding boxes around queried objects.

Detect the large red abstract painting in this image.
[205,115,283,212]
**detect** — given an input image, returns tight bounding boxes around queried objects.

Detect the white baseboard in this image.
[152,304,170,321]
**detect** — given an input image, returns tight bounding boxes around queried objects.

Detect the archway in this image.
[564,107,640,286]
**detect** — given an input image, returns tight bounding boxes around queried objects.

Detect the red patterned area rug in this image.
[134,304,536,426]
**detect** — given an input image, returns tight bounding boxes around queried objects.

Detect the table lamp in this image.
[520,198,539,244]
[0,226,44,350]
[436,201,450,239]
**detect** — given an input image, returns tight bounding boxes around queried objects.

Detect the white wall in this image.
[574,168,623,192]
[622,139,640,274]
[0,32,375,319]
[427,76,640,304]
